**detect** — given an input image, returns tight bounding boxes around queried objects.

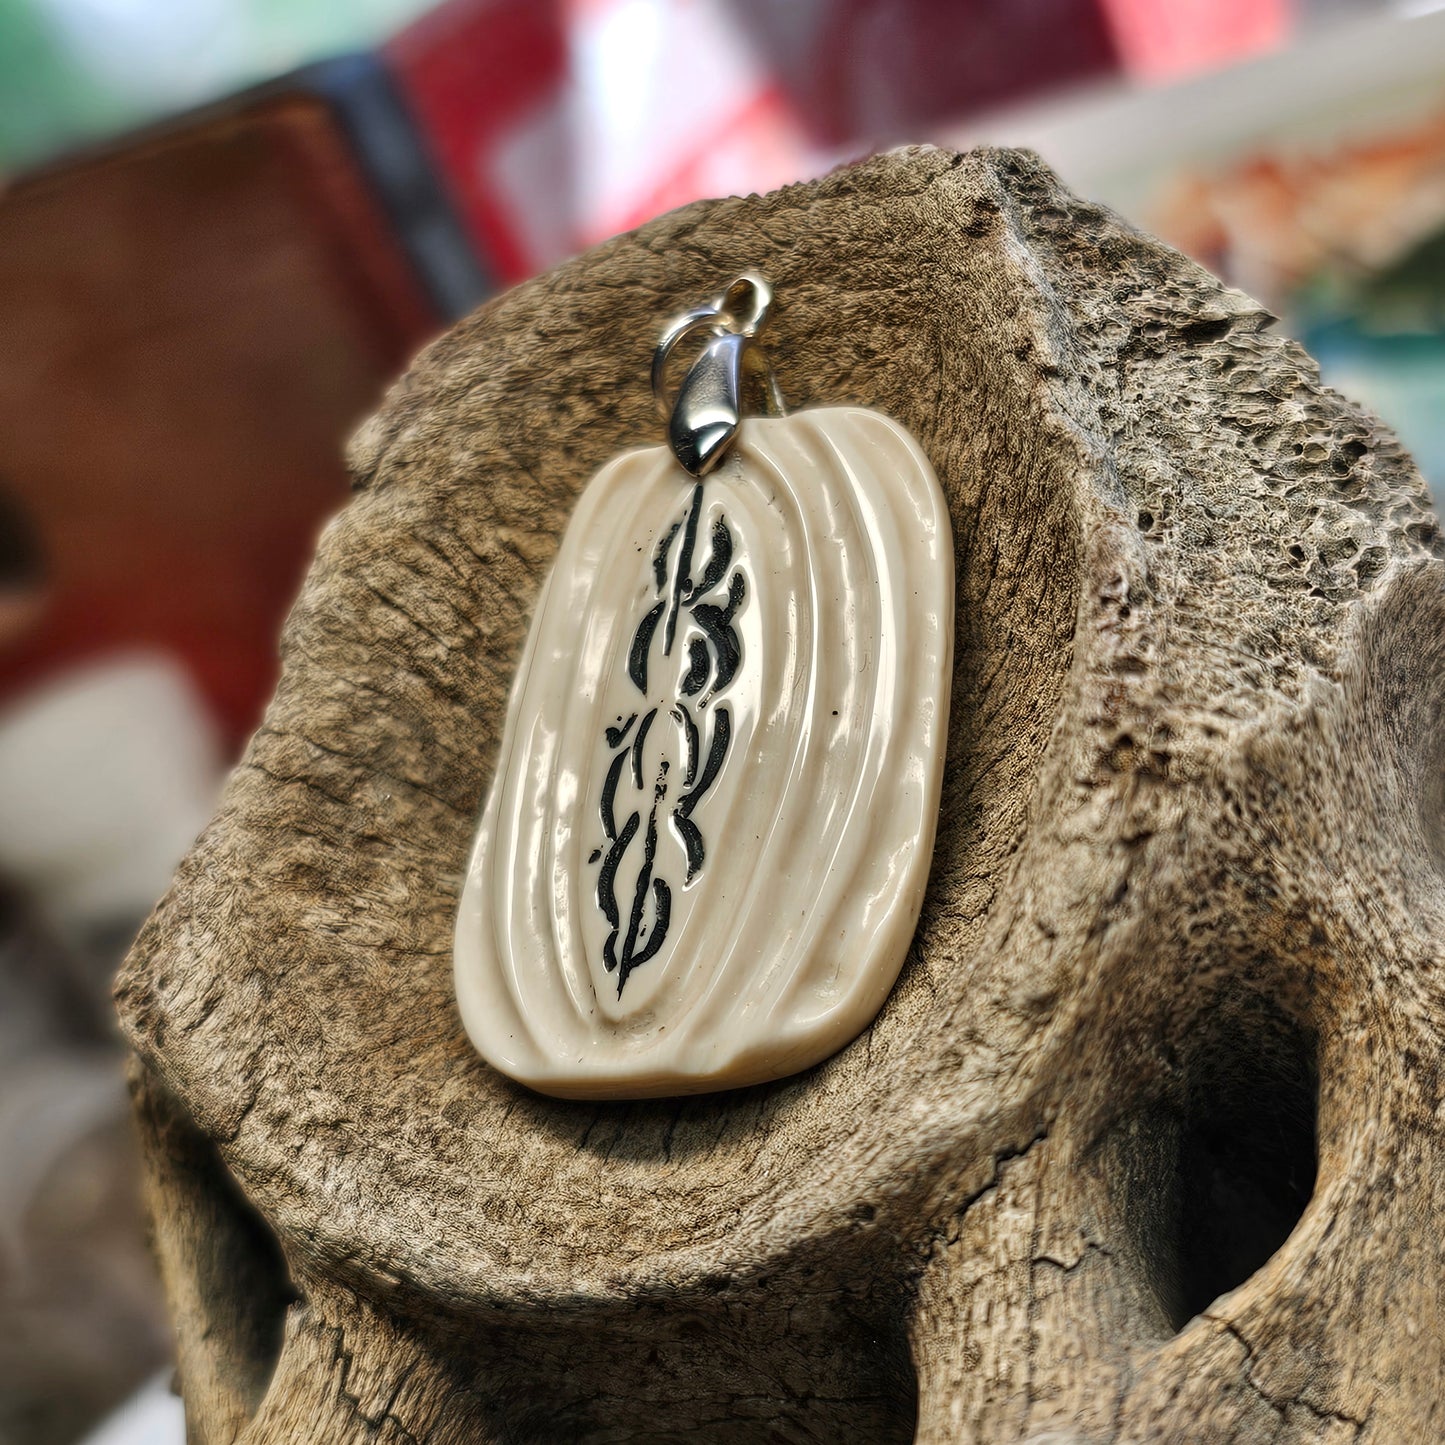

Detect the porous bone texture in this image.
[118,147,1445,1443]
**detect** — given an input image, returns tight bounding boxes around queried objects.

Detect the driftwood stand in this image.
[119,147,1445,1443]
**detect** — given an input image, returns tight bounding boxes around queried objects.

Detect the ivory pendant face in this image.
[455,407,954,1098]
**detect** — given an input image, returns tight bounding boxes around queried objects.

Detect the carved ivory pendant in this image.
[455,277,953,1098]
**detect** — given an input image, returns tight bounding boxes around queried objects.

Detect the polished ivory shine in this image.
[455,407,953,1098]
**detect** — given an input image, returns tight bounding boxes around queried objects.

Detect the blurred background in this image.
[1,1,1443,1440]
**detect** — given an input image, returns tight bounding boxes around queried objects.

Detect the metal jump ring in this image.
[651,274,786,425]
[715,272,773,336]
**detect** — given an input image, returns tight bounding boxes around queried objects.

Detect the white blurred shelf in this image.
[80,1372,184,1445]
[949,5,1445,226]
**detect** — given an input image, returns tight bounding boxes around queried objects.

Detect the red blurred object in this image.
[0,87,443,749]
[726,0,1117,145]
[388,0,569,284]
[387,0,1299,285]
[1100,0,1291,82]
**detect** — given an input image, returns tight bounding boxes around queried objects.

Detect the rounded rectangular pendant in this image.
[455,407,953,1098]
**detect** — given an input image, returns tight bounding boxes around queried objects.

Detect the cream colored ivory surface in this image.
[455,407,953,1098]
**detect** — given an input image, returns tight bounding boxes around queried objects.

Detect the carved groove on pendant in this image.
[597,483,743,996]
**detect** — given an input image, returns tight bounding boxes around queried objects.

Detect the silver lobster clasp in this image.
[651,273,786,477]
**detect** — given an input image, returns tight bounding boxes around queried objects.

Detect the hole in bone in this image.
[1116,994,1318,1332]
[1170,997,1317,1327]
[209,1161,296,1414]
[166,1114,297,1420]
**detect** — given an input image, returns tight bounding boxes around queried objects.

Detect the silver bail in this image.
[668,330,748,477]
[652,273,784,478]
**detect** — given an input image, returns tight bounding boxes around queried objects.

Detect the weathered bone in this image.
[118,146,1445,1443]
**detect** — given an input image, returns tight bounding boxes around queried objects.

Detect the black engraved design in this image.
[594,483,744,996]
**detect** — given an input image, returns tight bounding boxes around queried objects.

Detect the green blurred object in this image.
[1300,222,1445,493]
[0,1,134,166]
[0,0,436,171]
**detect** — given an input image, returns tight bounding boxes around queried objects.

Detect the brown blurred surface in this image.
[0,84,444,1444]
[0,89,440,746]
